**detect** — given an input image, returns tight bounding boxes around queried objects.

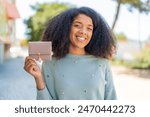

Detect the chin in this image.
[76,44,86,49]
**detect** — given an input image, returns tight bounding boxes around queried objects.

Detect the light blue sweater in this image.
[37,54,117,100]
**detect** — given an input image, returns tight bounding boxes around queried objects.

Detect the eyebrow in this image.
[73,20,93,27]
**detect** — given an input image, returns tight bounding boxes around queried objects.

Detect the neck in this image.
[69,47,86,55]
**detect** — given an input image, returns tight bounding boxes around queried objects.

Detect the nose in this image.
[79,27,87,36]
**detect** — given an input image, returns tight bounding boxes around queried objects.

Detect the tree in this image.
[112,0,150,30]
[115,32,128,41]
[24,2,73,41]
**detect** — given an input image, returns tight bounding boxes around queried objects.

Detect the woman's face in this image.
[69,14,93,54]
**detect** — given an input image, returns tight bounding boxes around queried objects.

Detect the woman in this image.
[24,7,117,100]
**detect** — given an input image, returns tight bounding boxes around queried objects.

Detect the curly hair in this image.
[42,7,116,59]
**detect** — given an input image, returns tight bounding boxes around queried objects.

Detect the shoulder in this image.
[94,57,110,68]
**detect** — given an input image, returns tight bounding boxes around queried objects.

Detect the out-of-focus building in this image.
[115,40,145,61]
[0,0,20,64]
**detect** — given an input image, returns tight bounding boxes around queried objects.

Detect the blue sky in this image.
[16,0,150,41]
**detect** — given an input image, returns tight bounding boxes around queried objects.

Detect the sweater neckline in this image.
[66,53,93,58]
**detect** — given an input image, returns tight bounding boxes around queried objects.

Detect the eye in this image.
[73,23,81,28]
[87,27,93,31]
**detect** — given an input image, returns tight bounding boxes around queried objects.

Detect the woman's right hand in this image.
[24,56,45,90]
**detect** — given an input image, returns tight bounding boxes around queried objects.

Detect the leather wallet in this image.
[28,41,52,61]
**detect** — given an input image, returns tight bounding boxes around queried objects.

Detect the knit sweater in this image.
[37,54,117,100]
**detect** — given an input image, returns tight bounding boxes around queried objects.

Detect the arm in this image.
[24,56,45,90]
[24,56,53,100]
[36,61,55,100]
[104,61,117,100]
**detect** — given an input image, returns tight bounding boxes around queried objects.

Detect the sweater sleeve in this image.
[37,87,53,100]
[36,61,56,100]
[104,60,117,100]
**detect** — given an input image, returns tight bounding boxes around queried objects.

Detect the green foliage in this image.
[113,0,150,13]
[111,58,127,66]
[112,48,150,69]
[25,2,73,41]
[115,32,128,41]
[129,48,150,69]
[19,39,28,47]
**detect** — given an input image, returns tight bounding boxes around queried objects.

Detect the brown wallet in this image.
[28,41,52,61]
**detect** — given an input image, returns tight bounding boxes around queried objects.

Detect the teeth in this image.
[77,37,85,41]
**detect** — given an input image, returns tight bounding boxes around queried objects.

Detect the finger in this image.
[24,66,37,76]
[25,56,35,63]
[24,63,39,73]
[25,62,38,71]
[25,59,37,67]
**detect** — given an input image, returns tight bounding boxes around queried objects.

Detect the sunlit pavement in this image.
[0,57,36,100]
[112,66,150,100]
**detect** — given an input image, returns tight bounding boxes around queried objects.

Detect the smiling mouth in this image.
[76,36,86,42]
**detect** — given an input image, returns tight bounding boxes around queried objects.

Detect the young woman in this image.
[24,7,117,100]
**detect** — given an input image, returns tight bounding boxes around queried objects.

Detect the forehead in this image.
[73,14,93,26]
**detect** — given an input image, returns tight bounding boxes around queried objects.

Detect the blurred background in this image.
[0,0,150,100]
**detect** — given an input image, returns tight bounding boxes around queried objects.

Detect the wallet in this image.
[28,41,52,61]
